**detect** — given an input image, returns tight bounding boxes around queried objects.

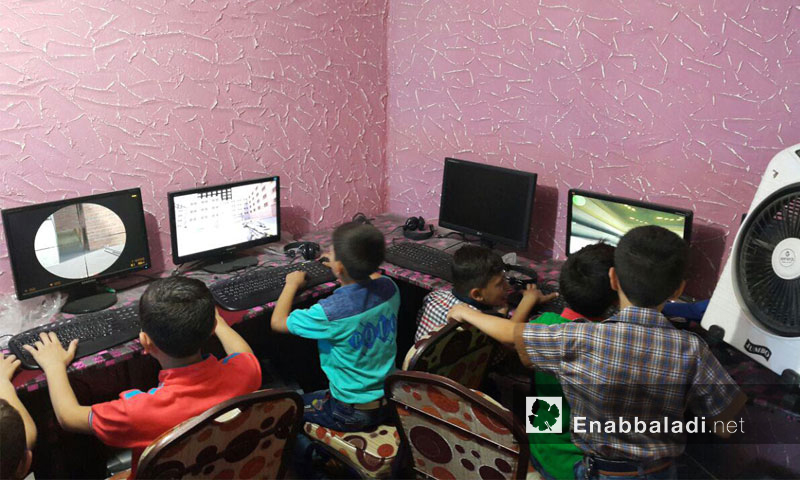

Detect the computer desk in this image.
[6,213,797,478]
[6,213,561,394]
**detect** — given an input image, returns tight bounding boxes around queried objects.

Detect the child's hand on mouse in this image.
[520,283,558,305]
[285,271,307,288]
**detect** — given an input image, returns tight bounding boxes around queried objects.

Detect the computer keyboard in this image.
[9,305,141,370]
[210,260,337,311]
[384,242,455,283]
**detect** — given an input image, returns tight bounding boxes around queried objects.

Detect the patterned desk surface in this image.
[8,213,560,393]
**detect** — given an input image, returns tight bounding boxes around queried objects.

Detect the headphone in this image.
[402,216,434,241]
[352,212,372,225]
[283,241,321,261]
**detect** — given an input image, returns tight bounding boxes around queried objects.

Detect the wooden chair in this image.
[385,371,532,480]
[130,389,303,479]
[404,321,497,389]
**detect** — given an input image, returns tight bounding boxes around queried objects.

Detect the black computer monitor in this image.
[168,176,280,273]
[1,188,151,314]
[566,189,693,255]
[438,158,537,249]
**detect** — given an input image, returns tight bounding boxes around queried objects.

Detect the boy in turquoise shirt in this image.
[271,222,399,430]
[528,243,616,480]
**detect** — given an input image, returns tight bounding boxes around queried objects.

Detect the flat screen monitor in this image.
[566,189,693,254]
[439,158,537,249]
[168,176,280,271]
[2,188,151,312]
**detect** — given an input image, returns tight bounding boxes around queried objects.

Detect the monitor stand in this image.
[62,284,118,315]
[202,255,258,274]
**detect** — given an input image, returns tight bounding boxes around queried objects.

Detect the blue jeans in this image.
[293,390,391,478]
[574,459,677,480]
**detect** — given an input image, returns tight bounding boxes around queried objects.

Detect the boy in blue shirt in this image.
[271,222,399,431]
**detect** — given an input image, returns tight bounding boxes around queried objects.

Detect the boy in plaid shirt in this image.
[414,245,555,342]
[449,226,746,480]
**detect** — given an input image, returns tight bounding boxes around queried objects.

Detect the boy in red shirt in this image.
[25,277,262,476]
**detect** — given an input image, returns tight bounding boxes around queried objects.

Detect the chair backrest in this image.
[135,389,303,479]
[404,321,496,389]
[386,371,528,480]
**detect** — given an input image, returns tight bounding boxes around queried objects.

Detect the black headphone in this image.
[283,241,321,261]
[352,212,372,225]
[402,216,434,240]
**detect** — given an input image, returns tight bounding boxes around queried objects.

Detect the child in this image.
[271,222,399,431]
[449,226,746,480]
[24,277,262,477]
[415,245,556,342]
[1,354,36,479]
[528,243,616,480]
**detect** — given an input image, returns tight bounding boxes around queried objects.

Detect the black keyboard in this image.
[385,242,454,282]
[210,261,337,311]
[9,305,141,370]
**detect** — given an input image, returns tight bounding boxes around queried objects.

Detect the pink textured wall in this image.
[386,0,799,296]
[0,0,388,294]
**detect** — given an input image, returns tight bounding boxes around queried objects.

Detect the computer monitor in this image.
[168,176,280,273]
[439,158,537,249]
[1,188,151,314]
[566,189,693,254]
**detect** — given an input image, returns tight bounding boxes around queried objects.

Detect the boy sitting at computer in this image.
[1,354,37,479]
[448,226,746,480]
[24,277,262,477]
[527,243,616,480]
[415,245,557,342]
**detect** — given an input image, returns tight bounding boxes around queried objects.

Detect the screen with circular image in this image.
[34,203,127,279]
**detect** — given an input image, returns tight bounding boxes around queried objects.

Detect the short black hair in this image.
[451,245,505,296]
[615,226,689,308]
[139,277,216,358]
[332,222,385,281]
[0,399,25,479]
[559,243,616,318]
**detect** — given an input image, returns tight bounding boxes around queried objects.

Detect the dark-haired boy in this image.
[449,226,746,480]
[415,245,555,342]
[25,277,262,476]
[271,222,399,431]
[1,354,36,479]
[528,243,616,480]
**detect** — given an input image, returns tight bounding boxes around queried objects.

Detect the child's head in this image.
[612,226,689,308]
[138,277,216,359]
[451,245,508,306]
[331,222,385,282]
[0,399,30,479]
[559,243,616,318]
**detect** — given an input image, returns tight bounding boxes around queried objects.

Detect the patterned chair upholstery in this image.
[132,389,303,479]
[404,321,497,389]
[302,421,401,478]
[385,371,530,480]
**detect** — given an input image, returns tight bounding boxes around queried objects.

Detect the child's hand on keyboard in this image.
[1,353,21,382]
[521,283,559,306]
[285,271,307,289]
[22,332,78,372]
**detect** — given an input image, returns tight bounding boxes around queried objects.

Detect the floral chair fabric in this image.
[386,371,530,480]
[134,389,303,479]
[404,322,497,389]
[302,422,401,478]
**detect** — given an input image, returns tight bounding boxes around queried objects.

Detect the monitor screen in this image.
[1,189,151,300]
[438,158,537,249]
[168,176,280,264]
[566,189,693,254]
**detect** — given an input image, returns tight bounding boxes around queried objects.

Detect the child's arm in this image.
[0,354,37,449]
[23,333,92,434]
[448,304,517,345]
[270,271,307,334]
[214,309,254,355]
[509,284,559,323]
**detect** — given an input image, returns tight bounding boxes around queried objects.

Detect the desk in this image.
[6,213,798,478]
[6,213,561,393]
